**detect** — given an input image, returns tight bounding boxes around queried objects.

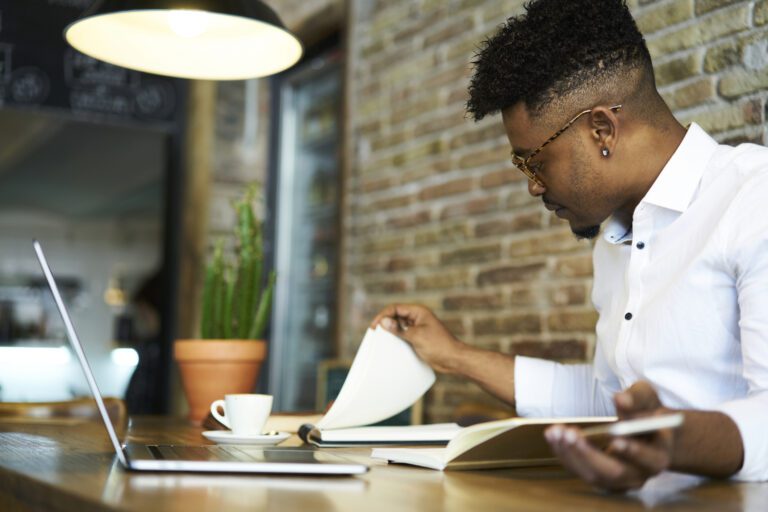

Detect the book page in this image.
[316,326,435,430]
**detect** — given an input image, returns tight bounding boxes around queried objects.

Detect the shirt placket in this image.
[614,205,652,383]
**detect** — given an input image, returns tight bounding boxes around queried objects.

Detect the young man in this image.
[372,0,768,491]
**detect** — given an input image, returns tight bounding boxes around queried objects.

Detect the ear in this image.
[588,105,621,157]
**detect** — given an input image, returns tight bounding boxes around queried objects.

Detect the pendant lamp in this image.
[65,0,303,80]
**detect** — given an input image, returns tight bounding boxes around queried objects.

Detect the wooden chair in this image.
[0,397,127,428]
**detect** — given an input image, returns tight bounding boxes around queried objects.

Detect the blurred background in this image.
[0,0,765,421]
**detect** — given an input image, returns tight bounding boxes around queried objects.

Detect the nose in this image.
[528,178,546,197]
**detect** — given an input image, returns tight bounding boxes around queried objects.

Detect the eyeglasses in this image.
[511,104,623,187]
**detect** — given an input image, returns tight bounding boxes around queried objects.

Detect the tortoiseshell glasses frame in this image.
[511,104,623,187]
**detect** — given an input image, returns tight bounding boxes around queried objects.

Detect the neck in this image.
[617,118,687,221]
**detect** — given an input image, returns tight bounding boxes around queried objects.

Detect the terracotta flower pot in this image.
[173,339,267,424]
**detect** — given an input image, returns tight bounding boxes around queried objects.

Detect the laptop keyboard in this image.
[148,445,249,462]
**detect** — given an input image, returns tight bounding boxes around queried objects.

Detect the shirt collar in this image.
[601,122,718,245]
[641,122,719,213]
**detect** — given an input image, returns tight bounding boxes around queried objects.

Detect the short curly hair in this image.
[467,0,653,121]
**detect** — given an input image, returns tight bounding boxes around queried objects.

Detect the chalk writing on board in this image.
[10,67,49,104]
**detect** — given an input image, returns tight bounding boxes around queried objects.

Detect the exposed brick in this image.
[647,6,749,57]
[390,95,442,125]
[414,223,471,247]
[508,230,586,258]
[720,132,764,145]
[553,254,594,278]
[507,188,540,209]
[440,196,499,220]
[719,68,768,99]
[367,194,413,212]
[757,0,768,26]
[414,113,464,138]
[365,279,408,294]
[419,177,474,200]
[548,310,599,332]
[450,122,508,150]
[474,314,541,336]
[680,99,763,133]
[509,284,543,306]
[480,169,523,189]
[475,211,543,237]
[655,53,701,87]
[402,159,453,183]
[424,18,475,47]
[415,269,470,290]
[549,284,588,306]
[441,243,501,265]
[458,144,510,169]
[361,176,396,193]
[476,262,547,286]
[511,339,588,361]
[392,139,447,167]
[636,0,694,34]
[703,41,741,73]
[443,293,504,311]
[385,256,414,272]
[662,77,716,110]
[362,235,409,253]
[695,0,741,15]
[371,131,410,151]
[386,210,432,228]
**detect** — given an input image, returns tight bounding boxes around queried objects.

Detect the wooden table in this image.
[0,417,763,511]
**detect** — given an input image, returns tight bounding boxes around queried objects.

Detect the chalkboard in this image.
[0,0,182,129]
[316,359,423,426]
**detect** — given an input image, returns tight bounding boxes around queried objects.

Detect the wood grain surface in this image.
[0,417,763,512]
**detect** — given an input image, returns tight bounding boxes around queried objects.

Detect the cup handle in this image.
[210,399,230,429]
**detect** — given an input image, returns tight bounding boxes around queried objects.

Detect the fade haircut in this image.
[467,0,654,122]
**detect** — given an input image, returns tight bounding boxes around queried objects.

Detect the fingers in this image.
[546,425,646,491]
[607,436,672,475]
[371,304,426,331]
[615,381,663,417]
[369,304,399,329]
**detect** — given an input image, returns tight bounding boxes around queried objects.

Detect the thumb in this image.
[615,381,662,416]
[381,317,398,332]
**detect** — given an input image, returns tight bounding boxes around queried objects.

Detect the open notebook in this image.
[371,416,616,470]
[299,326,462,446]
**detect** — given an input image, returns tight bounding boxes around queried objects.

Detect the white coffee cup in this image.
[210,394,273,436]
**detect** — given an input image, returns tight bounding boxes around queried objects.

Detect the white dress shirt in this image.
[514,123,768,481]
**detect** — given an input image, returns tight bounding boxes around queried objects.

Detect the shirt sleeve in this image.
[716,175,768,481]
[515,351,618,418]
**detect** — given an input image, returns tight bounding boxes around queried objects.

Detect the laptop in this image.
[33,239,368,476]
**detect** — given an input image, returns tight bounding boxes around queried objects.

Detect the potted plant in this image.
[173,185,276,424]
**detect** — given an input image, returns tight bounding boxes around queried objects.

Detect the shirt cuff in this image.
[514,356,556,417]
[715,394,768,482]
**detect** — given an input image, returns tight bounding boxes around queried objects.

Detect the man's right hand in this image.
[370,304,467,374]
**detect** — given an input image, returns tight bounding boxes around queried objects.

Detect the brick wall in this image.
[208,0,767,421]
[339,0,768,422]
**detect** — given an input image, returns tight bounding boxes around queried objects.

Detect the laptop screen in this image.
[33,239,130,467]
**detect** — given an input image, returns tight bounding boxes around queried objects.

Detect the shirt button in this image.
[624,312,633,320]
[636,241,645,249]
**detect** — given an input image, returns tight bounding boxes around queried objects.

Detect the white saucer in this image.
[202,430,291,446]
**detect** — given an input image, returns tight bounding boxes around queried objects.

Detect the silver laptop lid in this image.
[33,239,130,468]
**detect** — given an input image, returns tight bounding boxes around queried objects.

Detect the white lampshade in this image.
[65,1,303,80]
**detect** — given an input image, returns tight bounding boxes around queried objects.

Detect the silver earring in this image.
[601,148,609,157]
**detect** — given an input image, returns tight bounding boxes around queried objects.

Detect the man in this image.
[372,0,768,491]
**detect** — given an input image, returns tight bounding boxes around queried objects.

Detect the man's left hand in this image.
[544,381,676,492]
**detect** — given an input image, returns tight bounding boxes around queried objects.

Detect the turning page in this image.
[316,326,435,430]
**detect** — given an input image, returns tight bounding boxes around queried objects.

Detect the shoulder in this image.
[712,142,768,181]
